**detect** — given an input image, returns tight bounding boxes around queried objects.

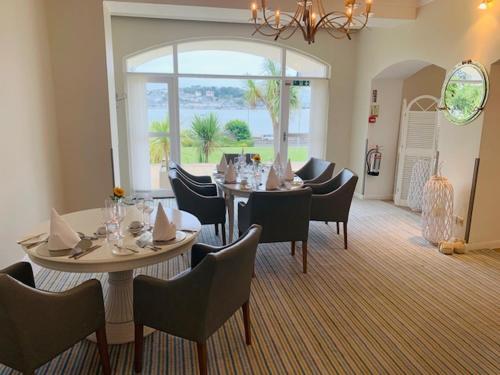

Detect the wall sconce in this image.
[479,0,494,10]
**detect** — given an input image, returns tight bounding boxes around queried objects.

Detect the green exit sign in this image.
[292,80,310,87]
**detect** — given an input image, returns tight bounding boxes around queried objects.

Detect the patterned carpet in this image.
[1,199,499,374]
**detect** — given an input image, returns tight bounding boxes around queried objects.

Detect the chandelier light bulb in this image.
[479,0,493,10]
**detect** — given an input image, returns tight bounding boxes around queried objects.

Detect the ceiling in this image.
[110,0,433,27]
[109,0,437,27]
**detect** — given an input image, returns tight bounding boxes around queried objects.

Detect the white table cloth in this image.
[20,206,201,344]
[213,172,303,242]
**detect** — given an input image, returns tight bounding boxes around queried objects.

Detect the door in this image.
[126,75,178,197]
[394,95,439,206]
[282,79,328,170]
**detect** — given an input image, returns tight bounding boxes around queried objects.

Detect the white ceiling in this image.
[106,0,425,28]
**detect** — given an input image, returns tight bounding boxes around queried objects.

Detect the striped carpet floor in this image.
[1,199,499,374]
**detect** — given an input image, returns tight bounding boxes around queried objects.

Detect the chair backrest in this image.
[296,158,335,183]
[169,161,212,184]
[311,168,358,222]
[195,225,262,338]
[246,188,312,243]
[0,263,105,373]
[171,168,217,196]
[168,170,197,211]
[224,153,255,165]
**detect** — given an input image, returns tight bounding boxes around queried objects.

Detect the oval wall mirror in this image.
[440,60,489,126]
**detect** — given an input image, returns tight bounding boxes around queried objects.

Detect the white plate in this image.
[153,231,187,246]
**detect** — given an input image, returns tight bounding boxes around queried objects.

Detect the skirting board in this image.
[355,193,394,201]
[465,240,500,251]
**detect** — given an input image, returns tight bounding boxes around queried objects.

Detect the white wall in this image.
[349,0,500,245]
[110,17,359,192]
[363,79,403,200]
[469,61,500,247]
[0,0,64,267]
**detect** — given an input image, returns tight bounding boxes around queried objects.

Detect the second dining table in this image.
[213,168,304,242]
[20,205,201,344]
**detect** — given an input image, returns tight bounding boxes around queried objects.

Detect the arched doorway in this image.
[361,60,446,208]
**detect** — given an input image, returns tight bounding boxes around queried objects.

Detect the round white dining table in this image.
[20,206,201,345]
[213,172,303,242]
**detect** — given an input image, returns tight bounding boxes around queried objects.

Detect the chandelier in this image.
[250,0,373,44]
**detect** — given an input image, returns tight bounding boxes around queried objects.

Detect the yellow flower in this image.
[113,187,125,198]
[252,154,261,162]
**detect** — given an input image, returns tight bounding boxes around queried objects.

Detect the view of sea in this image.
[148,108,311,136]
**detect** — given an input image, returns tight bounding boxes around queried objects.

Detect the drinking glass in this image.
[135,196,145,225]
[101,205,119,241]
[115,203,127,238]
[143,197,154,229]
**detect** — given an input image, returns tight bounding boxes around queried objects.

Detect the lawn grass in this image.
[180,146,308,164]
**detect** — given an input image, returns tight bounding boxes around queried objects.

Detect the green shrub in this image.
[224,119,252,142]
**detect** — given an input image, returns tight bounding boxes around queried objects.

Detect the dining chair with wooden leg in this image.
[305,168,358,249]
[295,157,335,184]
[238,188,312,273]
[133,225,262,375]
[169,169,227,245]
[169,161,212,184]
[0,262,111,375]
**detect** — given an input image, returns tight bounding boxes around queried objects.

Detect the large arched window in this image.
[124,39,329,195]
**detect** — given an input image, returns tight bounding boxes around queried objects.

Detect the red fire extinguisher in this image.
[366,145,382,176]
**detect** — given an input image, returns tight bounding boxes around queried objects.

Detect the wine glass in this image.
[102,200,119,241]
[115,203,127,238]
[135,195,145,226]
[143,197,154,230]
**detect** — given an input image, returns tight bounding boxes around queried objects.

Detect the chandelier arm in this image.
[261,11,303,32]
[253,23,291,38]
[324,28,349,39]
[315,13,350,34]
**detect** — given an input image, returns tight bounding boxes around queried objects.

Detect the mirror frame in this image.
[439,60,490,126]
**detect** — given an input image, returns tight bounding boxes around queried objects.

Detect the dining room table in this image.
[213,166,304,242]
[19,205,201,345]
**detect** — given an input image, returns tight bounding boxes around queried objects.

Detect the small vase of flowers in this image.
[252,154,261,169]
[111,186,125,203]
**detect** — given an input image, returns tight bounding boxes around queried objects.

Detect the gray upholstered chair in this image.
[224,153,255,165]
[169,170,227,244]
[133,225,262,375]
[238,188,312,273]
[306,168,358,249]
[169,161,212,184]
[295,157,335,184]
[172,167,218,197]
[0,262,110,375]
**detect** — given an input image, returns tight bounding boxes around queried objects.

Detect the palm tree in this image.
[149,120,170,165]
[191,113,221,162]
[245,59,300,152]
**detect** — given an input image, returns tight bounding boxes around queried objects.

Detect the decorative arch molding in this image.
[124,37,331,79]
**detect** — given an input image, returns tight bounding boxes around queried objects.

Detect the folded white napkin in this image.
[274,152,281,167]
[266,166,280,190]
[153,203,177,242]
[225,161,237,183]
[48,208,81,250]
[285,159,294,181]
[216,154,228,173]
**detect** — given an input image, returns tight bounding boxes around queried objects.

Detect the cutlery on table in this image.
[114,244,140,254]
[72,245,101,260]
[25,239,49,249]
[17,233,47,245]
[181,229,198,233]
[77,232,98,241]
